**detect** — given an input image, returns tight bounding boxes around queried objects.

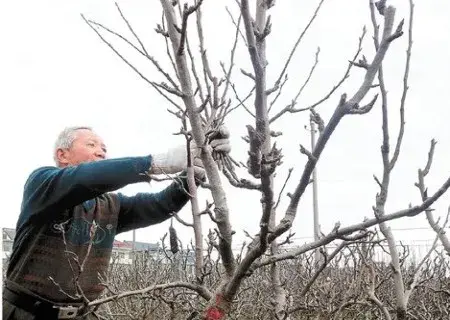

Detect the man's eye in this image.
[87,143,95,147]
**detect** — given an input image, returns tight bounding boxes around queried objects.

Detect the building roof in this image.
[124,241,159,251]
[113,240,132,249]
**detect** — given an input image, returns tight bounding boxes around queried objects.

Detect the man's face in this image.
[56,129,107,167]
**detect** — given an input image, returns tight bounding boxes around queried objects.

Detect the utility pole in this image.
[310,118,321,264]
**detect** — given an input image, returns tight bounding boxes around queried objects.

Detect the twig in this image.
[194,0,216,113]
[299,144,316,162]
[115,3,148,56]
[228,80,256,118]
[160,13,180,82]
[274,168,293,209]
[152,82,184,97]
[277,231,295,246]
[48,276,80,301]
[186,38,205,105]
[241,69,255,80]
[299,242,347,298]
[220,11,242,105]
[267,74,288,114]
[388,0,413,170]
[226,6,247,46]
[269,27,366,123]
[82,15,184,104]
[171,212,194,227]
[225,83,256,118]
[271,0,326,89]
[422,139,437,176]
[222,166,262,190]
[404,235,439,303]
[89,10,179,90]
[269,47,320,123]
[178,1,204,56]
[202,208,219,224]
[88,281,212,307]
[416,140,450,255]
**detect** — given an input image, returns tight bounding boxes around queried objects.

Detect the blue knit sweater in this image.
[6,156,192,302]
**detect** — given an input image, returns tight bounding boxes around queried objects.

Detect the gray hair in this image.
[53,126,93,165]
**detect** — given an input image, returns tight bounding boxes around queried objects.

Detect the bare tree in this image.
[65,0,450,319]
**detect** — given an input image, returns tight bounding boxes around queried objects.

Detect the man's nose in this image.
[95,149,106,159]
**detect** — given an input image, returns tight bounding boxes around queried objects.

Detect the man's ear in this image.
[56,148,70,167]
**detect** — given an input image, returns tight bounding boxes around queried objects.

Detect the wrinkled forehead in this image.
[74,129,105,145]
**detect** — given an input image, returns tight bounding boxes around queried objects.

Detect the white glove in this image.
[151,144,192,175]
[151,126,231,175]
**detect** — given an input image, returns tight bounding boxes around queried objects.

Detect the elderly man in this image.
[3,126,230,319]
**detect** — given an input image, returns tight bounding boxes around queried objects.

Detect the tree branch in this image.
[416,139,450,255]
[271,0,326,89]
[88,281,212,307]
[160,0,236,280]
[269,47,320,123]
[389,0,413,170]
[269,26,366,123]
[366,264,392,320]
[253,173,450,268]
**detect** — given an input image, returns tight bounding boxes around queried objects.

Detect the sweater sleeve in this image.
[18,156,152,229]
[116,175,192,234]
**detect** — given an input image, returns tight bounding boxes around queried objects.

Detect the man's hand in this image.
[150,125,231,175]
[191,125,232,180]
[207,125,231,155]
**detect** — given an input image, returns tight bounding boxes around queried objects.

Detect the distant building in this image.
[124,240,160,253]
[1,228,160,266]
[111,239,133,264]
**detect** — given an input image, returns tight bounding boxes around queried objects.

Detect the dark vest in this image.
[7,193,121,303]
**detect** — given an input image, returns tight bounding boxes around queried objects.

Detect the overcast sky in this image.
[1,0,449,250]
